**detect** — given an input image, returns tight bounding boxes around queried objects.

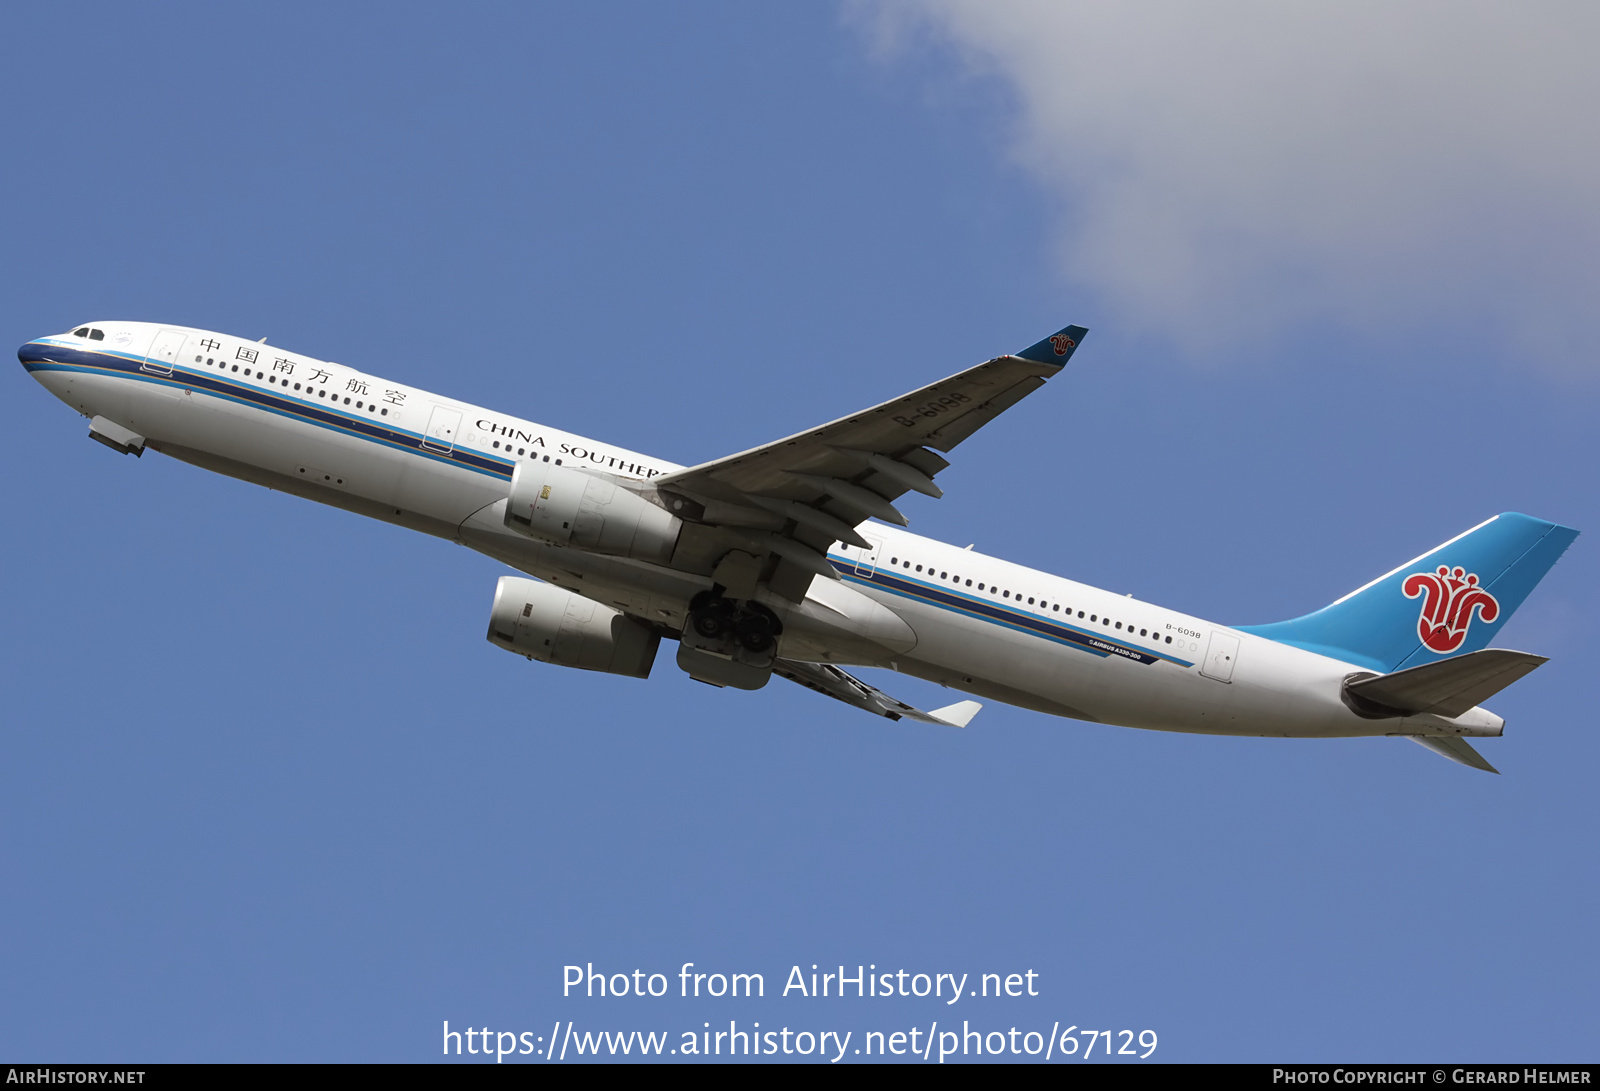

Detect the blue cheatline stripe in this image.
[24,340,1192,667]
[831,559,1193,668]
[21,341,516,482]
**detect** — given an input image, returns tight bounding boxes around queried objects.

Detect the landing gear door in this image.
[422,404,462,453]
[142,329,186,376]
[1201,630,1240,683]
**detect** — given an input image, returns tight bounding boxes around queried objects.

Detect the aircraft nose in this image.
[18,337,77,395]
[19,338,49,371]
[19,336,78,373]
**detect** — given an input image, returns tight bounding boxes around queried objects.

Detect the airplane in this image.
[18,321,1578,773]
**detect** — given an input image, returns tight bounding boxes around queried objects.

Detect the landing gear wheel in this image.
[691,610,726,639]
[735,615,775,654]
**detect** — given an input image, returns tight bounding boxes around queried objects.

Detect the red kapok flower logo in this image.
[1402,565,1500,654]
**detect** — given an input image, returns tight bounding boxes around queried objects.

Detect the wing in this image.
[656,324,1088,600]
[773,659,982,727]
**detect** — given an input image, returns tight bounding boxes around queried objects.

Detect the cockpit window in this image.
[73,327,90,337]
[89,329,105,341]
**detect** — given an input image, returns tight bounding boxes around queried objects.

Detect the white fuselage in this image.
[22,322,1502,741]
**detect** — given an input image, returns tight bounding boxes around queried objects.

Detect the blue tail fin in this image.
[1238,513,1578,672]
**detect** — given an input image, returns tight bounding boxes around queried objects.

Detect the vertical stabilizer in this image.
[1239,514,1577,672]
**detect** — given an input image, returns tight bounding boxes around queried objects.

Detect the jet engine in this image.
[486,576,660,678]
[503,461,681,564]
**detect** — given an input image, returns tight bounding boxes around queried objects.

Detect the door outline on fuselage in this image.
[853,535,882,578]
[1201,630,1240,683]
[422,404,462,453]
[142,329,186,376]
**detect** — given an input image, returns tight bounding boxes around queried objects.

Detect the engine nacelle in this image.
[503,461,681,565]
[486,576,660,678]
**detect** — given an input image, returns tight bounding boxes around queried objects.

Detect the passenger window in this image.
[1165,636,1172,644]
[1003,590,1010,598]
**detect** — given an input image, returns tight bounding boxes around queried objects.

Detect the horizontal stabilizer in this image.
[1408,735,1499,774]
[774,659,980,726]
[1346,649,1547,718]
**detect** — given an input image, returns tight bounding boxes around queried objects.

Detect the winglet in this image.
[929,700,982,728]
[1015,324,1089,366]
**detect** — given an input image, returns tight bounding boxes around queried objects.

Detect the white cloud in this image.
[856,1,1600,372]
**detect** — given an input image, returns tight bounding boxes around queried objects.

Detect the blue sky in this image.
[2,3,1595,1063]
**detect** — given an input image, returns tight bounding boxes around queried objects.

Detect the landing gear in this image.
[692,609,728,639]
[679,594,781,689]
[684,594,782,660]
[735,614,775,654]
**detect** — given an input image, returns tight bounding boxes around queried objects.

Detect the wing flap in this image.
[774,659,982,726]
